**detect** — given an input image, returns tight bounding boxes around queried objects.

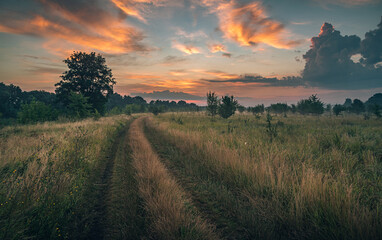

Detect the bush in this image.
[297,94,324,115]
[218,95,238,119]
[206,92,219,117]
[333,104,346,116]
[18,100,57,124]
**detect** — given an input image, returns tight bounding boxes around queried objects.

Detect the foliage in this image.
[237,105,246,113]
[148,105,164,115]
[368,104,381,118]
[290,104,297,113]
[17,100,57,124]
[206,91,219,117]
[333,104,346,116]
[66,92,92,119]
[325,104,332,113]
[350,99,365,114]
[0,82,22,118]
[365,93,382,107]
[297,94,324,115]
[269,103,289,114]
[218,95,238,119]
[248,104,265,115]
[55,52,115,115]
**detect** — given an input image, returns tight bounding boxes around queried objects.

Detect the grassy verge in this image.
[0,115,129,239]
[128,117,219,240]
[147,113,381,239]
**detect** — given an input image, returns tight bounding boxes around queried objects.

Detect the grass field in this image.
[1,112,381,239]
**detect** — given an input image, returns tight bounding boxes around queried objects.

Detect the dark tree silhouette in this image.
[206,91,219,117]
[248,104,265,115]
[297,94,324,115]
[55,52,115,114]
[218,95,238,119]
[333,104,346,116]
[350,99,365,114]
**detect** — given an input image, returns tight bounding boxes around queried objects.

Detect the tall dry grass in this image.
[146,113,381,239]
[0,115,129,239]
[128,117,219,240]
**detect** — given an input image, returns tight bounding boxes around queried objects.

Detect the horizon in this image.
[1,0,381,105]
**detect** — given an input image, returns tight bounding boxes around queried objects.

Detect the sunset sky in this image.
[0,0,381,105]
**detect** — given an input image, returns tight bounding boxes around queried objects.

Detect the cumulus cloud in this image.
[302,21,382,89]
[360,17,382,65]
[197,0,302,49]
[0,0,152,54]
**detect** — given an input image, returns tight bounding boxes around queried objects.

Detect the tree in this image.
[297,94,324,115]
[206,91,219,117]
[218,95,238,119]
[269,103,288,115]
[333,104,346,116]
[248,104,265,115]
[66,92,92,119]
[55,52,115,115]
[148,105,164,115]
[350,99,365,114]
[0,82,22,118]
[237,105,246,113]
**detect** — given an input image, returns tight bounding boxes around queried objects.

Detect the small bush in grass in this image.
[218,95,237,119]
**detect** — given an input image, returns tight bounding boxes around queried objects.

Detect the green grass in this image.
[0,116,131,239]
[1,112,380,239]
[146,112,382,239]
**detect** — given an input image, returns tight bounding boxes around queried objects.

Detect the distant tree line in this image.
[0,52,198,125]
[206,91,382,119]
[0,81,199,125]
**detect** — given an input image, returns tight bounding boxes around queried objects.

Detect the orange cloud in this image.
[193,69,238,79]
[208,43,226,53]
[199,0,301,49]
[110,0,146,22]
[0,2,150,55]
[110,0,182,23]
[173,43,201,55]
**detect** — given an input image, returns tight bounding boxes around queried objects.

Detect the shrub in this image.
[17,100,57,124]
[218,95,238,119]
[297,94,324,115]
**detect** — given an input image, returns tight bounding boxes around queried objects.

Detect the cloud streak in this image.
[0,0,152,54]
[198,0,302,49]
[173,42,201,55]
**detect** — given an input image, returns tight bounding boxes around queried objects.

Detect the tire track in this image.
[143,118,276,240]
[128,117,219,240]
[89,122,129,239]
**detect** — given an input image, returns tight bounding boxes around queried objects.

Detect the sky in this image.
[0,0,381,106]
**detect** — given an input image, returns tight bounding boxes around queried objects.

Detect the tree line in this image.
[0,52,198,125]
[2,51,381,125]
[207,92,382,119]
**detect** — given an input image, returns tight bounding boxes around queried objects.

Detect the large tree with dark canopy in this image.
[55,52,115,114]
